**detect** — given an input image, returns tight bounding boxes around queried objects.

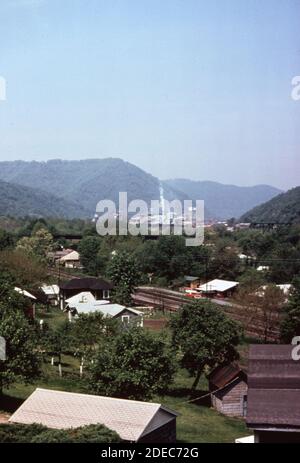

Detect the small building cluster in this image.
[183,278,239,299]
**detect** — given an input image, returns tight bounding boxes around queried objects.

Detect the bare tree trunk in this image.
[191,368,203,391]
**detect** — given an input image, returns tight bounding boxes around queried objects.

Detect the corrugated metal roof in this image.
[198,279,239,293]
[41,285,59,296]
[247,345,300,429]
[9,388,178,442]
[208,363,245,389]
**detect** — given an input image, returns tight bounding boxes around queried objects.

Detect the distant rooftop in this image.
[198,279,239,293]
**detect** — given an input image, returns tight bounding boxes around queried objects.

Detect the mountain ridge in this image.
[0,179,89,219]
[240,186,300,223]
[0,158,282,220]
[163,178,282,219]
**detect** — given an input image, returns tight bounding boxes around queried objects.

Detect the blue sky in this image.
[0,0,299,189]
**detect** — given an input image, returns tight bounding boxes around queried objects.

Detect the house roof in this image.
[60,277,113,291]
[66,291,103,306]
[208,363,245,389]
[70,300,143,318]
[198,279,239,293]
[99,305,143,318]
[49,249,74,259]
[59,250,80,262]
[41,285,59,296]
[9,388,178,442]
[14,287,37,300]
[184,276,200,282]
[247,345,300,429]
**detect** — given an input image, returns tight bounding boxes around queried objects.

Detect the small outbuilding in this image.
[208,363,248,417]
[9,388,178,443]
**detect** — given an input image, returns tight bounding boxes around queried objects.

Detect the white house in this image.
[65,291,143,326]
[59,250,81,268]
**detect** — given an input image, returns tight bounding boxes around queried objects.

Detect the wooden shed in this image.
[208,363,247,417]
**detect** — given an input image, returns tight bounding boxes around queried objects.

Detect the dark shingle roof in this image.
[208,363,245,389]
[247,345,300,429]
[60,277,113,291]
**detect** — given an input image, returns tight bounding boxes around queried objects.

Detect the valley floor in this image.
[0,304,250,444]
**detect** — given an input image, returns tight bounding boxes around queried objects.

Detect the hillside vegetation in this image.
[164,178,281,219]
[0,180,88,219]
[241,186,300,224]
[0,158,282,219]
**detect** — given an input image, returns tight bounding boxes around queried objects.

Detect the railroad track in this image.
[133,286,280,341]
[47,267,82,282]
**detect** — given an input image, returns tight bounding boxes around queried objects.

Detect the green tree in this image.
[0,305,40,393]
[71,312,119,357]
[44,321,75,365]
[31,424,121,443]
[135,236,190,282]
[0,250,49,288]
[0,423,121,443]
[88,328,176,400]
[238,267,265,291]
[170,300,242,390]
[280,277,300,342]
[0,230,14,251]
[16,228,54,262]
[78,236,102,275]
[107,251,141,305]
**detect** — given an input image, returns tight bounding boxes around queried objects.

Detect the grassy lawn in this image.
[1,308,251,443]
[156,369,249,443]
[36,306,67,330]
[2,364,250,443]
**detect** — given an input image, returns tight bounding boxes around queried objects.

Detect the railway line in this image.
[133,286,280,341]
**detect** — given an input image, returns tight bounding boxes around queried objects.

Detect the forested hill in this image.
[240,186,300,223]
[0,159,186,215]
[164,178,281,219]
[0,179,88,219]
[0,158,282,219]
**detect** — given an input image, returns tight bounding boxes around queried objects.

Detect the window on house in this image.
[122,315,130,324]
[103,290,110,299]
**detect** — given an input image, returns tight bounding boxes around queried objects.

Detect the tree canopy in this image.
[170,300,242,390]
[87,327,176,400]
